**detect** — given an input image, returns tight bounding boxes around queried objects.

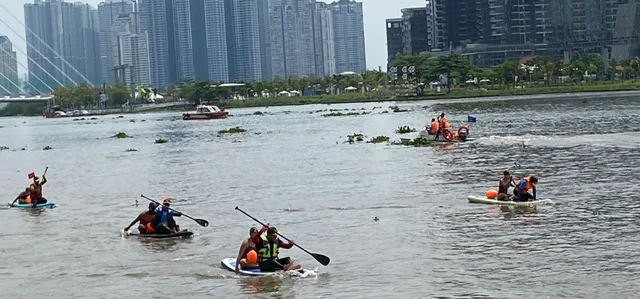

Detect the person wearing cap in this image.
[28,174,48,207]
[123,202,159,234]
[514,176,538,202]
[497,170,517,201]
[151,197,183,234]
[234,224,269,274]
[251,227,301,272]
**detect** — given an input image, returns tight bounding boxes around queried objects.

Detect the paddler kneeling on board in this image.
[252,227,301,272]
[497,170,517,201]
[514,176,538,202]
[234,224,269,274]
[123,202,159,234]
[28,173,48,207]
[15,187,31,204]
[151,197,182,234]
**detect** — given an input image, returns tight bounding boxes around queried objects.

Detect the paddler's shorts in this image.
[259,257,291,272]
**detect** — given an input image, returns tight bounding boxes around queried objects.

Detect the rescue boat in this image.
[182,105,228,120]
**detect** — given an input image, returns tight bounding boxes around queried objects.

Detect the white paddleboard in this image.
[220,258,312,277]
[467,195,552,206]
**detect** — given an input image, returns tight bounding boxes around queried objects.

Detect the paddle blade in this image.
[312,253,330,266]
[195,218,209,227]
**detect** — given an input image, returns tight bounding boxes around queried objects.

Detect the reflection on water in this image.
[1,95,639,298]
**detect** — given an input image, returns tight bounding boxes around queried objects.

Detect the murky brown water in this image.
[1,93,639,298]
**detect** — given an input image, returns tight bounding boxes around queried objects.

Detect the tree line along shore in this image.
[2,51,640,116]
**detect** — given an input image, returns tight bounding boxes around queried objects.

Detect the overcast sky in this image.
[0,0,425,77]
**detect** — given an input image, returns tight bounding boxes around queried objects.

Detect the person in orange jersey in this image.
[435,112,447,139]
[124,202,159,234]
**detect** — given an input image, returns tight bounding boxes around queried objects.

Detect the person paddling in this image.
[28,173,48,208]
[514,176,538,202]
[234,224,269,274]
[252,227,301,272]
[151,197,182,234]
[124,202,159,234]
[15,187,31,204]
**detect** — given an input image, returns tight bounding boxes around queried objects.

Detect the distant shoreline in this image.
[2,84,639,118]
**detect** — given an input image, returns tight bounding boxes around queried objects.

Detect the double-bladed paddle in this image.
[235,206,330,266]
[140,194,209,227]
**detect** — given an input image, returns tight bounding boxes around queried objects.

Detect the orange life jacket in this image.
[429,121,438,133]
[145,222,155,233]
[518,176,535,192]
[25,195,32,204]
[438,117,446,128]
[444,122,450,129]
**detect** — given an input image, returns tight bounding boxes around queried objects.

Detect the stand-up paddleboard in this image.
[4,202,57,209]
[467,195,552,206]
[124,229,193,239]
[220,258,311,277]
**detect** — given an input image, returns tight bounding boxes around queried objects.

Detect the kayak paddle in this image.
[140,194,209,227]
[9,166,48,208]
[235,206,330,266]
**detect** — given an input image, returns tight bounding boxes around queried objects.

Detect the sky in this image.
[0,0,426,76]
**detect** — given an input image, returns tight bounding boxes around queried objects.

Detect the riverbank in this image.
[223,82,640,108]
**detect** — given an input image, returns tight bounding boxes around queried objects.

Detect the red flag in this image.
[28,172,35,179]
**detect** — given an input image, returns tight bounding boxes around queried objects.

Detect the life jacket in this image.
[153,207,173,228]
[25,195,32,204]
[444,122,450,129]
[438,117,446,128]
[257,235,279,262]
[517,176,535,192]
[429,121,438,133]
[29,183,42,200]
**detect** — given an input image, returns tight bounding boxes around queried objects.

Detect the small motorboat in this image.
[182,105,228,120]
[417,124,473,142]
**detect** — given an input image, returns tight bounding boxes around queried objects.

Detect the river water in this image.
[1,93,639,299]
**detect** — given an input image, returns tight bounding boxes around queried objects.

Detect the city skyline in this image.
[0,0,427,77]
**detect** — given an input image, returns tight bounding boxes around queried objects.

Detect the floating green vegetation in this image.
[322,111,369,117]
[367,135,390,144]
[395,126,416,134]
[155,138,168,144]
[389,105,409,113]
[112,132,131,139]
[42,145,53,150]
[0,146,9,151]
[346,133,364,143]
[391,137,436,147]
[218,126,246,134]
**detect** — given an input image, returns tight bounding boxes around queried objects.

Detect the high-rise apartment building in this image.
[269,0,316,79]
[24,0,101,91]
[112,13,151,87]
[139,0,177,89]
[224,0,263,81]
[97,0,134,84]
[203,0,229,82]
[257,0,272,80]
[400,7,436,55]
[330,0,366,74]
[312,1,336,77]
[0,36,19,95]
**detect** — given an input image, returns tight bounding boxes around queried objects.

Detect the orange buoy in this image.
[486,190,498,199]
[247,250,258,264]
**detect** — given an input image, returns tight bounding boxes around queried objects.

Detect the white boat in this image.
[467,195,552,206]
[220,258,312,277]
